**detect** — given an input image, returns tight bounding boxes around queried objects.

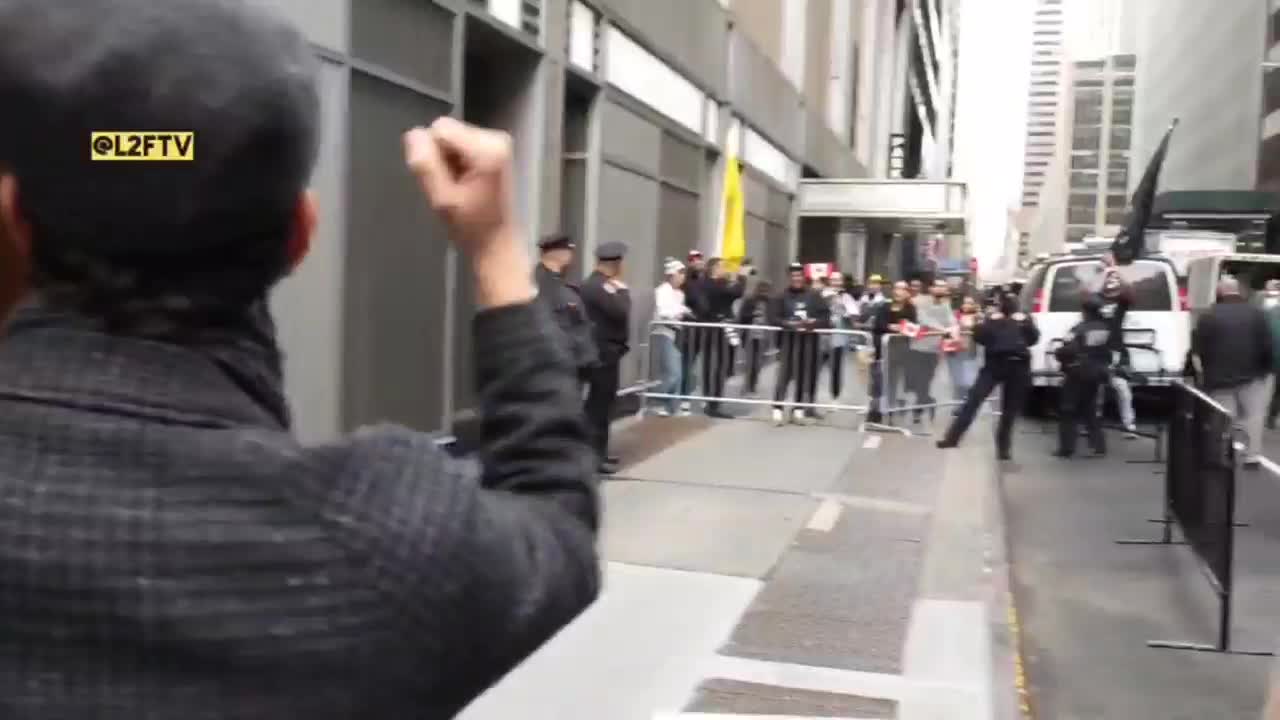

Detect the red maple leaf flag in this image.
[898,320,920,338]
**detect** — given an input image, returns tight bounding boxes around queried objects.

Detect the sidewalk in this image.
[458,411,1018,720]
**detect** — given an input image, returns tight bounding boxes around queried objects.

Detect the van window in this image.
[1047,261,1173,311]
[1220,260,1280,300]
[1020,266,1047,310]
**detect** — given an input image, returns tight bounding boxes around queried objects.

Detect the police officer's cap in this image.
[538,233,575,251]
[596,241,628,261]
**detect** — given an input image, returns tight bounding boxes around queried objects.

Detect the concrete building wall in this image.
[1130,0,1265,193]
[252,0,884,435]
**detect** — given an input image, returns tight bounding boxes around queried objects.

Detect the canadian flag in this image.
[898,320,920,338]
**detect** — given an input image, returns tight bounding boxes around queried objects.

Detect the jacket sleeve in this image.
[1020,317,1041,346]
[581,279,630,323]
[653,285,684,322]
[1191,313,1210,360]
[1258,308,1276,375]
[326,301,599,714]
[811,290,832,328]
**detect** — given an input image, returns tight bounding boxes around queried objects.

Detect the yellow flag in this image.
[720,156,746,271]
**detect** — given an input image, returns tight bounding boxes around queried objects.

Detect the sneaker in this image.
[654,408,671,417]
[772,408,786,427]
[792,409,808,425]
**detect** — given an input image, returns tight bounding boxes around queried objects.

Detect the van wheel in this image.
[1025,387,1053,419]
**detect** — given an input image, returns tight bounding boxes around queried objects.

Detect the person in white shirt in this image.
[651,259,693,416]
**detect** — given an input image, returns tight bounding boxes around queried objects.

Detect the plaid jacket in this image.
[0,300,601,719]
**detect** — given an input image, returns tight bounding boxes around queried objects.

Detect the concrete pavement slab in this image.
[457,562,761,720]
[720,504,930,675]
[601,481,818,578]
[684,678,896,717]
[619,420,859,495]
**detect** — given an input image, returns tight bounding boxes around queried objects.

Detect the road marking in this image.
[817,493,931,517]
[703,654,909,700]
[861,434,882,449]
[805,498,844,532]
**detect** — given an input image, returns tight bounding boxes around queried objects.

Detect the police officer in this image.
[535,233,597,383]
[1053,297,1112,457]
[936,293,1039,460]
[581,241,632,475]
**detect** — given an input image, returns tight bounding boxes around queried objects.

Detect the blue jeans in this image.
[652,333,682,414]
[946,353,979,403]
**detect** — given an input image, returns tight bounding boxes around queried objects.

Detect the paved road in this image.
[457,413,1015,720]
[1004,414,1280,719]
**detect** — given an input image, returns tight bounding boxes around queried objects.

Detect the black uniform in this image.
[870,301,917,422]
[535,263,598,381]
[679,268,706,397]
[691,274,745,416]
[580,243,631,467]
[938,301,1039,459]
[1054,309,1113,456]
[771,284,830,409]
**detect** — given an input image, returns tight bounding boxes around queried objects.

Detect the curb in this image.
[986,457,1034,720]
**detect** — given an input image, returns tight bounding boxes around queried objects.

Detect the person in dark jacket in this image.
[0,1,600,716]
[737,280,775,396]
[1093,265,1138,436]
[936,293,1040,460]
[771,263,830,426]
[678,249,708,409]
[535,233,598,382]
[869,281,917,424]
[693,257,745,418]
[1191,276,1275,466]
[580,241,633,474]
[1052,297,1113,458]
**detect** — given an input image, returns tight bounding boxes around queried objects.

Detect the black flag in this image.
[1112,119,1177,265]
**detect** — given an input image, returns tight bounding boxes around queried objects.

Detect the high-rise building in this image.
[1020,0,1066,211]
[1064,52,1138,244]
[1129,0,1266,193]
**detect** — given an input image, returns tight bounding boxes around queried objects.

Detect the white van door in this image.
[1035,259,1188,380]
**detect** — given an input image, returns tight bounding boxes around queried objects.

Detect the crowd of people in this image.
[645,257,990,429]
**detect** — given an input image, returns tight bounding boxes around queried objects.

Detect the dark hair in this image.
[706,257,723,273]
[0,0,319,337]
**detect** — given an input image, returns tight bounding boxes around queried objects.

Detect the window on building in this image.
[1105,209,1127,225]
[1068,206,1096,225]
[1108,169,1128,191]
[1075,79,1104,88]
[1071,153,1099,170]
[1106,194,1127,209]
[1108,153,1129,171]
[1071,171,1099,190]
[1112,106,1132,125]
[1073,126,1101,151]
[1070,193,1095,209]
[1113,54,1137,70]
[1110,126,1131,151]
[1113,76,1135,88]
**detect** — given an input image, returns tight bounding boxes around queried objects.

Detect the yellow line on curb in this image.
[1007,590,1034,719]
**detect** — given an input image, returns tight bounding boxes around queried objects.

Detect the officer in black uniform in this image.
[1053,296,1112,457]
[936,293,1039,460]
[534,233,598,383]
[580,241,631,475]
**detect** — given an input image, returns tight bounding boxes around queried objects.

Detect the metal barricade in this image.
[640,320,874,417]
[641,320,988,433]
[1116,381,1274,657]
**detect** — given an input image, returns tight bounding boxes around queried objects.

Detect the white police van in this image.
[1018,253,1189,412]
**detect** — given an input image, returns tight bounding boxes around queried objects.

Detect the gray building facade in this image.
[252,0,869,443]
